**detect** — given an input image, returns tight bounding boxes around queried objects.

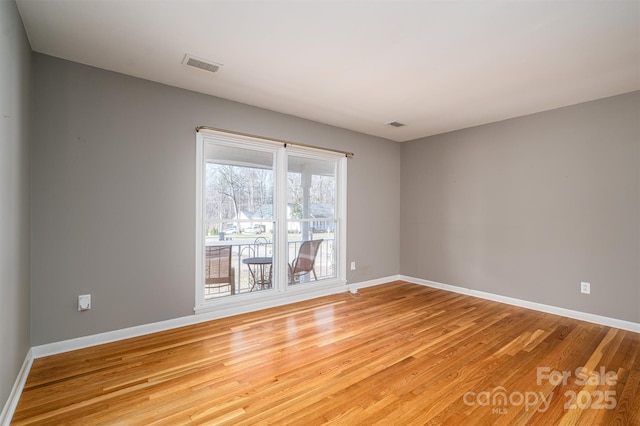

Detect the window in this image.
[287,154,338,286]
[195,129,347,314]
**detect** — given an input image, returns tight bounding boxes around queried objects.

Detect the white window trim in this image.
[194,129,347,316]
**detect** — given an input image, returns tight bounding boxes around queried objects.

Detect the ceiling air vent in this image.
[182,54,223,73]
[385,121,406,128]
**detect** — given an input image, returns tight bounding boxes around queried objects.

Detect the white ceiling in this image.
[15,0,640,142]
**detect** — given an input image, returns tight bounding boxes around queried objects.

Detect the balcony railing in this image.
[204,237,335,299]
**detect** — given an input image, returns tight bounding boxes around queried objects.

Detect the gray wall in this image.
[25,47,640,348]
[0,0,31,409]
[30,53,401,345]
[401,92,640,323]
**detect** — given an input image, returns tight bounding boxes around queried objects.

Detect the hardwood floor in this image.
[12,281,640,425]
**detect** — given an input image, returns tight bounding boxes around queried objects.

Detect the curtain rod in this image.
[196,126,354,158]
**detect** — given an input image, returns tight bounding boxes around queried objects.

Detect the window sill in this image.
[194,279,347,317]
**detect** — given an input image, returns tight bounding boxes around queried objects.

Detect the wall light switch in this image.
[78,294,91,311]
[351,261,356,271]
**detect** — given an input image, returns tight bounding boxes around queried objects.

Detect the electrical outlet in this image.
[350,261,356,271]
[580,282,590,294]
[78,294,91,311]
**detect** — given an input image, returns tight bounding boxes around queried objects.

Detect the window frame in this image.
[195,129,347,315]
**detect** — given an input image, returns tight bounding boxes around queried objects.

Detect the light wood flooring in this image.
[12,281,640,425]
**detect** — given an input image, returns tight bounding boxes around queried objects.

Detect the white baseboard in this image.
[0,349,34,426]
[347,274,401,293]
[33,276,401,359]
[14,276,398,361]
[400,275,640,333]
[35,294,339,358]
[32,273,637,359]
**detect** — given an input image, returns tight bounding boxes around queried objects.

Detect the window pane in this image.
[287,155,337,286]
[287,156,335,220]
[286,221,336,285]
[204,143,275,298]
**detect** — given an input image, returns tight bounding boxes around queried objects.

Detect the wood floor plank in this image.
[11,281,640,425]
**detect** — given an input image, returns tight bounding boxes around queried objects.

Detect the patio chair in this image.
[205,245,235,296]
[289,239,323,285]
